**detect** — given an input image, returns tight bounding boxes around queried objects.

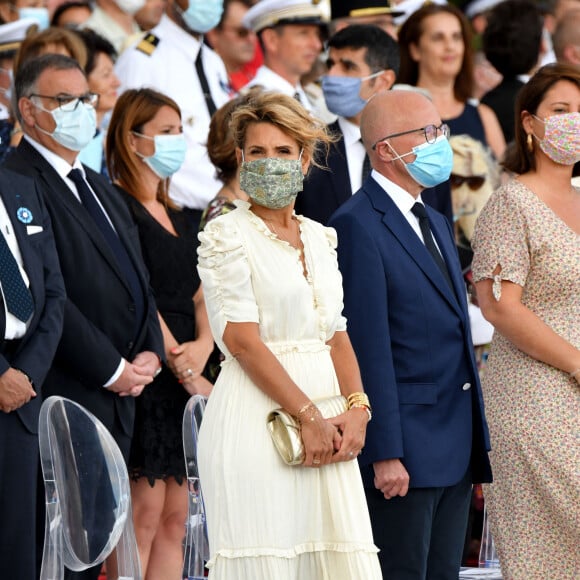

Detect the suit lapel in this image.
[328,122,353,205]
[18,140,133,294]
[0,177,42,326]
[364,178,464,317]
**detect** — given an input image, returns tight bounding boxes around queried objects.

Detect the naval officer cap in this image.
[330,0,405,20]
[0,18,38,57]
[243,0,328,34]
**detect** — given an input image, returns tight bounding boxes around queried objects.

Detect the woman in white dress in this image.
[197,91,382,579]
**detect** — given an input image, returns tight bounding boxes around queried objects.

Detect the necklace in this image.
[263,216,303,255]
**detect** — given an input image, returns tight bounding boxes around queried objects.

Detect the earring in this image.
[527,133,533,152]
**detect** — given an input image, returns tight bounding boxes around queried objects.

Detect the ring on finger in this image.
[312,457,321,465]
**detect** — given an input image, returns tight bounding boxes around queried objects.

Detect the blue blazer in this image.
[329,176,491,488]
[0,170,65,433]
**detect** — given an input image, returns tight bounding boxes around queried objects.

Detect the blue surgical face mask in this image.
[134,132,187,178]
[19,7,50,30]
[176,0,223,33]
[34,100,97,151]
[321,71,384,118]
[387,135,453,188]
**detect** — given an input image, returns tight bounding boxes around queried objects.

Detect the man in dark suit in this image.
[0,170,65,580]
[5,54,164,579]
[295,24,399,225]
[329,90,492,580]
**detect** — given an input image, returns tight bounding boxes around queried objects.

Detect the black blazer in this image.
[0,169,66,432]
[4,139,164,437]
[295,121,352,225]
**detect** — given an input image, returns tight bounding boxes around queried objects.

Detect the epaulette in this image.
[135,33,160,56]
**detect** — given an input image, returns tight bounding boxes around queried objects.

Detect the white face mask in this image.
[115,0,146,15]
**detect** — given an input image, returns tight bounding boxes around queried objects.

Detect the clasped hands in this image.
[0,368,36,413]
[301,407,369,468]
[108,351,160,397]
[167,341,212,397]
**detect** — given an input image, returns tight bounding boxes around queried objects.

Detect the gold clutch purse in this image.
[266,395,347,465]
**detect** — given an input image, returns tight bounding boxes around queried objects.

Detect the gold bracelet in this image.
[296,401,320,424]
[350,404,372,421]
[347,392,370,408]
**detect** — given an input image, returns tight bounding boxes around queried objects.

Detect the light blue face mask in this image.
[321,71,384,118]
[34,100,97,151]
[134,132,187,179]
[19,7,50,30]
[388,135,453,188]
[176,0,223,33]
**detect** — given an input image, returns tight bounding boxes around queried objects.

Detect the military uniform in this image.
[115,14,230,211]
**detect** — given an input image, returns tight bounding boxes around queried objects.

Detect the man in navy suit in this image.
[5,54,164,580]
[295,24,399,225]
[329,90,492,579]
[0,170,66,579]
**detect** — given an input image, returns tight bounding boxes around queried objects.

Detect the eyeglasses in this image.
[372,123,450,150]
[449,174,485,190]
[221,25,253,38]
[29,92,99,111]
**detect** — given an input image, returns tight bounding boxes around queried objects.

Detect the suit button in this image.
[127,341,134,350]
[462,382,471,391]
[128,303,136,312]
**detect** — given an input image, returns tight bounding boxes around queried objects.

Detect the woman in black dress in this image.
[107,88,213,579]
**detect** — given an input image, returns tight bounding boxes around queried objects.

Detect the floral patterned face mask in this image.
[240,150,304,209]
[532,112,580,166]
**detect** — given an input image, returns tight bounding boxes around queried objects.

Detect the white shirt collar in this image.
[370,168,423,216]
[24,134,84,180]
[154,14,201,58]
[337,116,361,148]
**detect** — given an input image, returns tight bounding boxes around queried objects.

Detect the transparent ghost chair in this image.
[182,394,209,580]
[38,396,141,580]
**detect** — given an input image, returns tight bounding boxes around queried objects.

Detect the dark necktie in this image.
[0,231,34,321]
[361,139,371,183]
[68,169,144,326]
[411,202,453,291]
[195,46,217,117]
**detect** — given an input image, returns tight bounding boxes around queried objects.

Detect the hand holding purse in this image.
[266,396,348,465]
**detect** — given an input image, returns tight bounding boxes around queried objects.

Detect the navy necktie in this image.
[68,169,144,327]
[0,231,34,322]
[361,140,371,183]
[411,202,453,291]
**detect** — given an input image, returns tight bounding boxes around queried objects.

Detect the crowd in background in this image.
[0,0,578,578]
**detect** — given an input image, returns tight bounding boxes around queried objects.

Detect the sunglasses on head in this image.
[449,174,486,190]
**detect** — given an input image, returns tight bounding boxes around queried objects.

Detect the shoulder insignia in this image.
[135,33,160,56]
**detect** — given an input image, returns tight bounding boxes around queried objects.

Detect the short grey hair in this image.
[13,53,85,125]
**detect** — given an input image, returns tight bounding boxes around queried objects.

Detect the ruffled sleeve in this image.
[302,219,347,338]
[471,182,530,301]
[197,215,259,348]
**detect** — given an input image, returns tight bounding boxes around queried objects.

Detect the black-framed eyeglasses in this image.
[372,123,450,150]
[450,174,486,190]
[28,92,99,112]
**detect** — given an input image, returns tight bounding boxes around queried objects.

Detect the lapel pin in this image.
[17,207,33,224]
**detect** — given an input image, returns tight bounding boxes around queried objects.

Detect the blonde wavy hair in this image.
[230,91,332,170]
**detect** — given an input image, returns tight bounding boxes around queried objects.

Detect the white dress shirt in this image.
[338,116,365,195]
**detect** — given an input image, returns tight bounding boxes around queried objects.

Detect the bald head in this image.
[361,89,444,195]
[361,89,439,152]
[553,9,580,65]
